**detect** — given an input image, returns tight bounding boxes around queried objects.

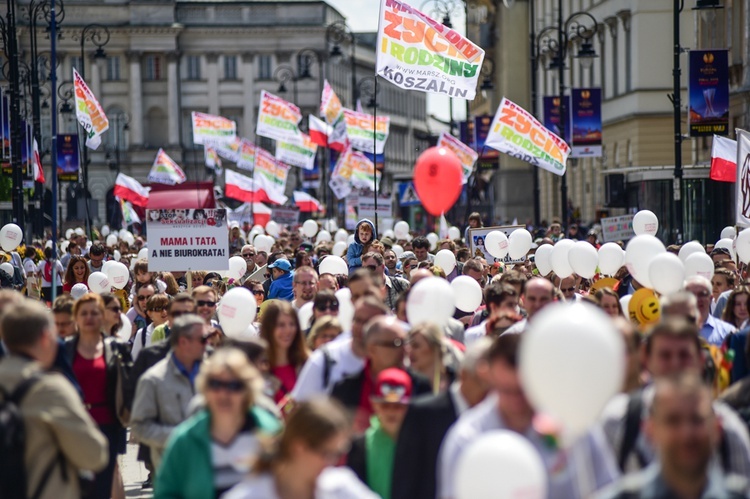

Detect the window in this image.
[144,55,162,81]
[224,55,238,80]
[106,56,121,81]
[187,55,201,80]
[257,55,272,80]
[70,56,83,73]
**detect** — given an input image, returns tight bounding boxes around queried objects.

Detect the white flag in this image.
[736,129,750,227]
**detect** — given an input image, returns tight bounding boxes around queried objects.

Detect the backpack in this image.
[0,374,63,499]
[321,345,336,390]
[42,261,52,283]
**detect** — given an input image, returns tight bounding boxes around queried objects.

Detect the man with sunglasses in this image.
[363,252,409,312]
[131,314,209,470]
[239,244,259,284]
[291,266,319,311]
[127,282,156,335]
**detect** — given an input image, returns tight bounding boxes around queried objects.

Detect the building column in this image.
[167,51,180,146]
[207,53,220,116]
[241,52,255,139]
[127,51,143,146]
[89,55,102,101]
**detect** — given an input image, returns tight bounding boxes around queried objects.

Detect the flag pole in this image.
[373,77,378,234]
[50,0,59,302]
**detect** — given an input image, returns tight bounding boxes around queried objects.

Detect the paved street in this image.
[120,440,152,499]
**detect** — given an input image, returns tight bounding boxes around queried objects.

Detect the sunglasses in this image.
[207,378,244,393]
[561,287,576,293]
[137,295,152,301]
[242,253,255,258]
[316,303,339,312]
[252,290,265,297]
[365,265,378,272]
[107,307,121,313]
[148,307,166,313]
[373,338,404,348]
[170,310,191,318]
[196,300,216,307]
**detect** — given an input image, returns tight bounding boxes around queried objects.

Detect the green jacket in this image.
[150,323,168,343]
[155,407,281,499]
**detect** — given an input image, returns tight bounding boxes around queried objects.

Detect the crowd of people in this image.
[1,213,750,498]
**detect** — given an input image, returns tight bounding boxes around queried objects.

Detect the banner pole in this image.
[373,78,378,233]
[50,0,59,302]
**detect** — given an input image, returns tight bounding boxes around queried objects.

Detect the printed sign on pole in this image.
[689,49,729,137]
[191,112,237,145]
[147,209,229,272]
[343,109,390,154]
[256,90,302,143]
[275,133,318,170]
[571,88,602,158]
[468,226,526,264]
[270,206,301,226]
[600,215,635,243]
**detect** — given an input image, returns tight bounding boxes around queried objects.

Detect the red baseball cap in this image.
[372,368,412,404]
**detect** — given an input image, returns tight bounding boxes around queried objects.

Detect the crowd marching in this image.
[1,211,750,499]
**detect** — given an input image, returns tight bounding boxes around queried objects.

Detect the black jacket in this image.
[346,435,368,485]
[126,339,171,410]
[391,390,459,499]
[330,368,433,411]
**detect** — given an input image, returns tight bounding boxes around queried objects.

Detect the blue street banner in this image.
[459,120,475,150]
[571,88,602,158]
[688,49,729,137]
[56,134,80,182]
[542,96,571,145]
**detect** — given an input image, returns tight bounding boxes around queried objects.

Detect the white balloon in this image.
[737,229,750,263]
[0,262,14,277]
[116,313,132,341]
[448,226,461,241]
[334,229,349,243]
[619,294,632,312]
[87,272,111,294]
[684,252,715,280]
[315,230,332,244]
[107,262,130,290]
[721,226,736,240]
[65,229,74,239]
[406,277,455,328]
[520,302,625,439]
[100,225,110,237]
[455,430,547,499]
[508,229,533,260]
[383,230,396,240]
[568,241,599,279]
[319,255,348,275]
[632,210,659,236]
[113,250,121,262]
[625,235,666,289]
[137,248,148,261]
[302,219,319,238]
[231,324,260,341]
[678,241,705,263]
[228,256,248,281]
[297,301,314,330]
[0,223,23,252]
[106,234,118,247]
[60,240,70,253]
[123,233,135,247]
[347,234,355,245]
[394,221,410,239]
[70,283,89,300]
[156,279,167,294]
[715,238,736,260]
[45,240,53,249]
[86,241,92,250]
[322,219,338,232]
[648,253,685,295]
[434,249,456,274]
[533,244,554,276]
[550,239,575,278]
[74,227,84,236]
[253,234,274,253]
[265,220,280,237]
[101,260,116,276]
[118,229,129,239]
[484,231,509,260]
[598,243,625,276]
[335,288,354,331]
[392,244,404,258]
[451,276,483,313]
[252,224,265,234]
[426,232,439,251]
[332,241,347,257]
[218,287,257,339]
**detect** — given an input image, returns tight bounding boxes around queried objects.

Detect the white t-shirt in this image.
[291,337,364,401]
[36,260,64,287]
[222,467,377,499]
[463,321,487,347]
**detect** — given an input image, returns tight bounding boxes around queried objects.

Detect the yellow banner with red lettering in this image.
[486,97,569,176]
[437,132,477,184]
[376,0,485,100]
[343,109,390,155]
[256,90,302,143]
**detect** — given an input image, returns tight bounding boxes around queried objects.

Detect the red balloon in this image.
[413,147,463,216]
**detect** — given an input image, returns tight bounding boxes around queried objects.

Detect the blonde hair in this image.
[196,347,263,409]
[307,316,343,350]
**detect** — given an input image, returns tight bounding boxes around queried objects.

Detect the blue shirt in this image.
[268,272,294,301]
[172,356,201,387]
[700,315,736,346]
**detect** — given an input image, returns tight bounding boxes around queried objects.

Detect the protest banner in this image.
[276,133,318,170]
[256,90,302,142]
[254,148,290,204]
[191,112,236,145]
[736,129,750,227]
[329,176,352,200]
[571,89,603,158]
[601,215,635,243]
[56,134,80,182]
[357,192,393,219]
[343,109,390,154]
[237,139,256,171]
[349,151,381,191]
[375,0,485,100]
[73,69,108,149]
[486,97,570,176]
[204,145,222,172]
[271,205,301,226]
[214,136,242,163]
[148,149,186,185]
[321,80,348,147]
[689,50,729,137]
[437,132,478,183]
[146,209,229,272]
[469,226,526,264]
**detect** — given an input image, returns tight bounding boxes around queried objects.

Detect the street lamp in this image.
[274,64,299,105]
[326,20,356,107]
[537,4,599,227]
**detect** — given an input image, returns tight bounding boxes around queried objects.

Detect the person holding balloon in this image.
[62,255,91,294]
[347,219,376,273]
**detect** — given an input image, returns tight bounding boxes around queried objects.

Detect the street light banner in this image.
[485,97,570,176]
[375,0,485,100]
[254,147,290,205]
[571,88,603,158]
[148,149,186,186]
[343,109,390,154]
[736,129,750,227]
[237,139,256,171]
[73,69,109,150]
[437,131,478,184]
[275,133,318,170]
[542,96,571,146]
[56,134,80,182]
[256,90,302,143]
[689,49,729,137]
[191,111,237,145]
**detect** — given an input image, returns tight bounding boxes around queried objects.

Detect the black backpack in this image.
[0,374,62,499]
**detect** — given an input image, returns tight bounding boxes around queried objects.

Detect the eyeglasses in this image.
[193,335,209,345]
[148,307,166,313]
[196,300,216,307]
[373,338,405,348]
[207,378,244,393]
[137,295,152,301]
[561,287,576,293]
[107,307,121,313]
[170,310,191,318]
[365,265,378,272]
[316,303,339,312]
[242,253,255,258]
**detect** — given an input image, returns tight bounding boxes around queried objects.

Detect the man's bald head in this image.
[410,269,433,286]
[523,278,555,319]
[364,315,407,345]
